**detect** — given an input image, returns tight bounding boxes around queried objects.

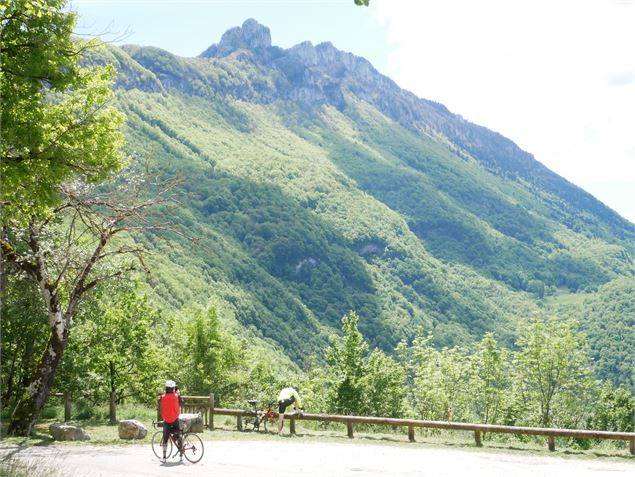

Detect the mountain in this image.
[88,19,634,385]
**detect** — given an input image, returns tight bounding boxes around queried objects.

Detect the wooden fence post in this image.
[290,416,296,435]
[408,425,415,442]
[548,436,555,452]
[474,431,482,447]
[237,415,243,431]
[208,394,215,430]
[630,437,634,455]
[63,392,71,422]
[347,421,354,439]
[109,391,117,424]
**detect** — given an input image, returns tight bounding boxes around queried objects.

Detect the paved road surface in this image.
[1,439,633,476]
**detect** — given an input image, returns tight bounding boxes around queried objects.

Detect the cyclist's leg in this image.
[174,422,184,458]
[277,397,294,433]
[162,423,171,460]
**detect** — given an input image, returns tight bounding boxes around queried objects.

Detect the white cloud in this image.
[373,0,635,223]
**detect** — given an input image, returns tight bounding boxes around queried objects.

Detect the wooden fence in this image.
[213,407,635,455]
[51,393,634,455]
[51,391,120,424]
[50,392,72,422]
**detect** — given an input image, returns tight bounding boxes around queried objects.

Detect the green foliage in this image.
[512,316,595,428]
[575,278,635,391]
[469,333,510,424]
[323,312,405,417]
[59,283,165,405]
[179,304,244,398]
[361,349,406,418]
[325,312,368,415]
[0,0,125,222]
[398,332,473,421]
[587,383,635,432]
[0,276,49,407]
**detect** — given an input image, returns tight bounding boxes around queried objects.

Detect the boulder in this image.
[118,419,148,440]
[49,423,90,441]
[179,413,204,433]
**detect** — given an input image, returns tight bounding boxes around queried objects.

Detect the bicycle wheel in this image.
[181,432,204,463]
[242,413,255,431]
[151,430,173,460]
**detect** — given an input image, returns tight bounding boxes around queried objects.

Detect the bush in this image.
[39,406,59,419]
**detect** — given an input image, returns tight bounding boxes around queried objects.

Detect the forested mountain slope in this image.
[90,19,634,377]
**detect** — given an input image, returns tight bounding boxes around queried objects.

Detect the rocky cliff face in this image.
[200,18,272,58]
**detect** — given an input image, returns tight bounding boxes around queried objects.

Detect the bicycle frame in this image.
[245,400,276,431]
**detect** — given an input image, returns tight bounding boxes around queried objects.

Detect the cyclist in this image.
[276,385,303,433]
[160,379,183,461]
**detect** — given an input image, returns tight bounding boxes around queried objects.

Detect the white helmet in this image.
[165,380,176,388]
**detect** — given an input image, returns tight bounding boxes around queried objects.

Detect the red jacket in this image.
[161,392,181,424]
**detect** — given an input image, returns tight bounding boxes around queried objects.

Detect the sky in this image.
[70,0,635,223]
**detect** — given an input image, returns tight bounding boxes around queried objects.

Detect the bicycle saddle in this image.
[247,399,258,405]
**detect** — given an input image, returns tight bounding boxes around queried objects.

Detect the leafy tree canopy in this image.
[0,0,125,222]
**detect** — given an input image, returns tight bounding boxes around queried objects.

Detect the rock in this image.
[179,413,204,433]
[201,18,272,58]
[49,423,90,441]
[118,419,148,440]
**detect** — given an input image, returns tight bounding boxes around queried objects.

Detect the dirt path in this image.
[1,439,633,477]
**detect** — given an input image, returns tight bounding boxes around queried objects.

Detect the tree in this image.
[0,0,181,436]
[325,312,368,415]
[181,305,243,398]
[361,349,405,417]
[2,0,126,436]
[2,176,173,435]
[58,284,165,409]
[0,276,49,406]
[587,383,635,433]
[470,333,510,424]
[1,0,125,222]
[513,316,594,428]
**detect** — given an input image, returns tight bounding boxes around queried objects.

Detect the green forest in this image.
[1,0,634,444]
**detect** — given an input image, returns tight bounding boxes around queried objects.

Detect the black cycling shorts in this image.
[162,419,180,444]
[278,397,295,413]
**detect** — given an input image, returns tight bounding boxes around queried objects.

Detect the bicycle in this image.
[243,400,276,432]
[151,420,204,463]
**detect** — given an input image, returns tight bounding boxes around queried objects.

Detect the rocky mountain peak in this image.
[200,18,272,58]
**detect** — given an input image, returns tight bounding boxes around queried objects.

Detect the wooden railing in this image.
[50,392,72,422]
[213,407,635,455]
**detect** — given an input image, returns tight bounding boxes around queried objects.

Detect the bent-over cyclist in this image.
[276,385,303,433]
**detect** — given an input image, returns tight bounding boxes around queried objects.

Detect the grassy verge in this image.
[1,410,633,462]
[0,457,64,477]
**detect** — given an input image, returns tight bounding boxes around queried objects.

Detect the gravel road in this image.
[1,439,633,477]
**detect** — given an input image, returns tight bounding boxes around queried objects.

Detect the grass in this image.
[207,418,635,462]
[543,289,594,306]
[1,410,633,462]
[0,458,63,477]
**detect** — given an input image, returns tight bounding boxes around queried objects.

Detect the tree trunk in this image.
[19,339,34,390]
[2,352,17,404]
[109,361,117,425]
[8,323,67,436]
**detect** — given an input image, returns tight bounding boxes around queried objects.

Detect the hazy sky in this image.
[71,0,635,223]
